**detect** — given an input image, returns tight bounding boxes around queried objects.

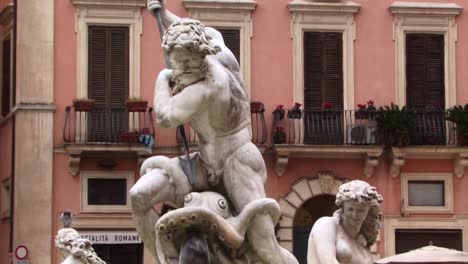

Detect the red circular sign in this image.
[15,245,28,260]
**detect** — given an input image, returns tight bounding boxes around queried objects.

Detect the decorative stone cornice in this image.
[72,213,135,229]
[13,103,56,112]
[71,0,146,7]
[272,145,383,177]
[389,147,468,178]
[62,144,150,176]
[288,0,360,14]
[389,2,462,16]
[183,0,256,11]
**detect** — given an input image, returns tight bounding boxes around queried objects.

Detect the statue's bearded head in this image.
[162,19,220,88]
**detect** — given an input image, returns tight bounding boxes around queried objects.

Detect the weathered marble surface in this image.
[55,228,106,264]
[307,180,383,264]
[129,0,298,263]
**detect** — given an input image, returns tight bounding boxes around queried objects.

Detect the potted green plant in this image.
[374,103,417,147]
[273,126,287,144]
[126,97,148,112]
[446,104,468,146]
[72,98,95,112]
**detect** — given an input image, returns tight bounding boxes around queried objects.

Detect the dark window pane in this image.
[408,180,444,206]
[93,244,143,264]
[217,28,240,64]
[88,178,127,205]
[395,229,462,254]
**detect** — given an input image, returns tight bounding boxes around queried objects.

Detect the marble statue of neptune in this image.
[129,1,298,263]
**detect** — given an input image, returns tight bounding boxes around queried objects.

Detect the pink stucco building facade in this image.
[0,0,467,263]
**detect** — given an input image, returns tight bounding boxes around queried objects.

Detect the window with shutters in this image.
[390,2,461,108]
[1,35,11,117]
[80,171,134,212]
[303,31,344,145]
[406,33,446,145]
[72,0,144,107]
[289,1,359,144]
[184,0,255,96]
[87,26,129,142]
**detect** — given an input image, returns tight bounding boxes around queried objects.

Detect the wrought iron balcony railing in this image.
[63,106,155,144]
[274,109,459,146]
[176,102,268,146]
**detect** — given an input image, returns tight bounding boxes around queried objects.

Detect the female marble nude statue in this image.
[307,180,383,264]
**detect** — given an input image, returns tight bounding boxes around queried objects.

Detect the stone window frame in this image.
[389,2,462,107]
[0,177,11,219]
[72,0,145,100]
[80,171,135,213]
[0,4,14,120]
[400,173,453,214]
[288,0,360,143]
[383,216,468,256]
[183,0,256,97]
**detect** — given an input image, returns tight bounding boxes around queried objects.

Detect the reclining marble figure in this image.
[129,0,298,263]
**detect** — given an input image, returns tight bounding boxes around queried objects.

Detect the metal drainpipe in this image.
[9,0,17,257]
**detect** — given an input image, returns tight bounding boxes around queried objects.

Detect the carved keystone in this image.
[68,154,81,176]
[454,152,468,178]
[363,151,382,178]
[275,153,290,176]
[389,147,405,177]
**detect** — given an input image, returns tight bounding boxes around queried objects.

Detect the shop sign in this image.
[80,231,141,244]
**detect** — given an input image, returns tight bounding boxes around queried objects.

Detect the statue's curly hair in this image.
[162,18,219,55]
[55,228,106,264]
[335,180,383,248]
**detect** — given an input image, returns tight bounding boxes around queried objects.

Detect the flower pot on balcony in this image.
[273,127,287,144]
[355,111,376,120]
[73,99,95,112]
[126,101,148,112]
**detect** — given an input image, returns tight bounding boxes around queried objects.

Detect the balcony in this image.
[272,109,467,178]
[62,105,156,176]
[175,101,268,152]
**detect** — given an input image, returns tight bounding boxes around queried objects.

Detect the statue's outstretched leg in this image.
[223,143,299,264]
[129,156,193,262]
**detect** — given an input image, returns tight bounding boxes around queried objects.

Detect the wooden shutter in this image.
[88,26,129,142]
[406,34,445,110]
[218,28,240,65]
[406,34,446,145]
[1,37,11,117]
[303,32,343,145]
[304,32,343,111]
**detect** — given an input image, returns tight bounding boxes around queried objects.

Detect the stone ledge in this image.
[183,0,257,10]
[391,146,468,178]
[288,0,360,13]
[71,0,146,7]
[389,1,462,15]
[58,143,154,176]
[272,144,383,177]
[72,213,135,229]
